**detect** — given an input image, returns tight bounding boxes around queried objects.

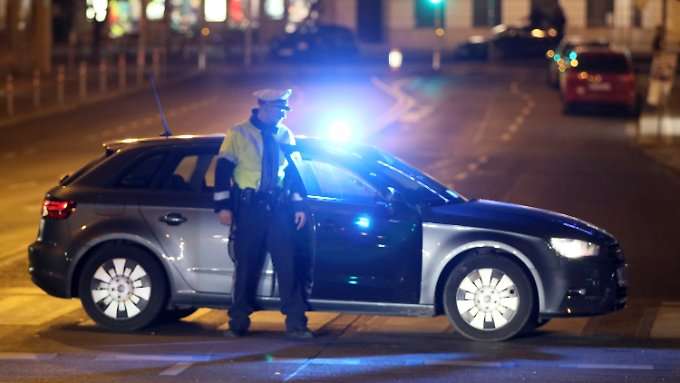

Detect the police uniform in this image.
[214,89,309,337]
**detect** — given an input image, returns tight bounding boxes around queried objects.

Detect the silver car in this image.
[29,135,627,341]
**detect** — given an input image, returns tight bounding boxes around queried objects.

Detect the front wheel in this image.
[78,243,167,332]
[443,253,534,342]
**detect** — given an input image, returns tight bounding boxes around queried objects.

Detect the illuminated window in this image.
[0,0,7,30]
[205,0,227,22]
[265,0,284,20]
[86,0,109,22]
[288,0,311,24]
[146,0,166,20]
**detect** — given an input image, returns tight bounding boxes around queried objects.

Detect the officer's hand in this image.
[218,210,233,226]
[294,211,306,230]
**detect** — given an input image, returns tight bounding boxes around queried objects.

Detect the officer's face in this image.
[259,104,288,125]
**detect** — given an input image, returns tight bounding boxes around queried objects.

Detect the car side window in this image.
[162,153,213,192]
[118,153,166,189]
[298,159,378,203]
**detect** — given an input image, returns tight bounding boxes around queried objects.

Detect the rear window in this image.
[576,53,630,73]
[61,154,109,186]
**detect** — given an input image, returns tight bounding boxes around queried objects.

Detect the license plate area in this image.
[588,82,612,91]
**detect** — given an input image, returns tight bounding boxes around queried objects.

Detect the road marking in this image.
[515,115,525,124]
[560,363,654,370]
[159,362,194,376]
[454,172,468,181]
[651,302,680,338]
[96,353,212,362]
[427,360,505,368]
[508,123,519,132]
[467,163,479,172]
[0,293,82,326]
[0,353,57,361]
[501,132,512,141]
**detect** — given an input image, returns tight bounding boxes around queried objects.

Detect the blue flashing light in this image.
[430,0,443,4]
[553,54,561,62]
[355,216,371,229]
[568,51,577,61]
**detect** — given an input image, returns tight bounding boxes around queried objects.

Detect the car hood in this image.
[424,199,616,245]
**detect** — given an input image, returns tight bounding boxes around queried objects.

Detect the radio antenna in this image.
[149,74,172,137]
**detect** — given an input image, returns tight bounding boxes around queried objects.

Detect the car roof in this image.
[102,134,377,158]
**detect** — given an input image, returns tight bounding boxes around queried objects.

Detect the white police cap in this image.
[253,88,292,108]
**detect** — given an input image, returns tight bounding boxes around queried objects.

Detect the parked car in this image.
[546,37,610,88]
[269,24,359,63]
[453,25,561,60]
[29,135,627,342]
[561,47,637,114]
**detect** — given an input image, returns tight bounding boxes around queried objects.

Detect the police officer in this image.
[214,88,312,339]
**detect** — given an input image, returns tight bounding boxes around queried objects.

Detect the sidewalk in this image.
[638,81,680,175]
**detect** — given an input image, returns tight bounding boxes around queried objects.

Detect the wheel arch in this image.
[432,241,545,316]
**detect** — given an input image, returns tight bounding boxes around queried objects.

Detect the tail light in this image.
[42,198,76,219]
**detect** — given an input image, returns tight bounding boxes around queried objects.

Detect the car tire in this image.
[443,253,535,342]
[78,243,167,332]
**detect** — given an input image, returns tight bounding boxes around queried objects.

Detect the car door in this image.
[295,155,422,304]
[133,147,274,296]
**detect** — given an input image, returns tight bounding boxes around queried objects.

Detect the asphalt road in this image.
[1,64,680,382]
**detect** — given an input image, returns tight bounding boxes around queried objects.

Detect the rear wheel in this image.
[78,243,167,332]
[443,253,534,342]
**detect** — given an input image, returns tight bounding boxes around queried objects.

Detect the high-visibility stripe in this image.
[213,191,230,201]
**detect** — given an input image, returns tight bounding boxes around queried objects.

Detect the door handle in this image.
[159,213,188,226]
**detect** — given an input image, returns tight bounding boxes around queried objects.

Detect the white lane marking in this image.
[508,123,519,132]
[501,132,512,141]
[427,360,505,368]
[284,357,315,382]
[560,363,654,370]
[0,353,57,361]
[95,353,212,362]
[159,362,194,376]
[514,115,525,124]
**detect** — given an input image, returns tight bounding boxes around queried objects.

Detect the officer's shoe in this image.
[224,329,248,338]
[285,328,314,340]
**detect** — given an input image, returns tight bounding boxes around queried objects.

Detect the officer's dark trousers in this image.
[228,195,308,332]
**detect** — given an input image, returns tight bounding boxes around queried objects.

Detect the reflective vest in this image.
[217,119,294,190]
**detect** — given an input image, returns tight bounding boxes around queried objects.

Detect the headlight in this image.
[549,238,599,259]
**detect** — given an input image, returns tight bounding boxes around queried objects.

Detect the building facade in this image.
[318,0,680,53]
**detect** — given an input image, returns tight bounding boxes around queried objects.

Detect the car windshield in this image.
[577,53,630,73]
[371,149,466,206]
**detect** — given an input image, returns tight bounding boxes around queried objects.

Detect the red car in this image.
[561,48,636,114]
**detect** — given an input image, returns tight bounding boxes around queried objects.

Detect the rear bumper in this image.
[564,88,636,107]
[28,241,71,298]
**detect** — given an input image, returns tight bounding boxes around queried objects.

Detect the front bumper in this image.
[544,246,627,317]
[28,241,71,298]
